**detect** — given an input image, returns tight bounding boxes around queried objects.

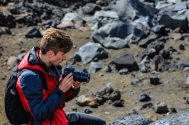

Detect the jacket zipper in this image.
[50,116,52,125]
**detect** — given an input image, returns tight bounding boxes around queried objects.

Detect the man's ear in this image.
[47,50,54,58]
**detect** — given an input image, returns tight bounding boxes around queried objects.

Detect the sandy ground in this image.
[1,24,189,124]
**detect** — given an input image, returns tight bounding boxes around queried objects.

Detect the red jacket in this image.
[16,46,80,125]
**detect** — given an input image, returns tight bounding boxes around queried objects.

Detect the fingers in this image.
[72,81,81,89]
[65,73,73,79]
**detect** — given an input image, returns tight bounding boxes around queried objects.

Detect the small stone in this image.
[99,73,104,76]
[106,100,112,104]
[84,108,92,114]
[131,73,135,77]
[112,100,124,107]
[73,45,76,49]
[179,44,185,50]
[150,76,159,85]
[7,67,11,70]
[171,107,177,113]
[105,112,110,115]
[151,71,156,74]
[132,109,138,114]
[72,107,77,112]
[20,48,25,53]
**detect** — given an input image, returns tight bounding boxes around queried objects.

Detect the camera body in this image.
[62,67,90,83]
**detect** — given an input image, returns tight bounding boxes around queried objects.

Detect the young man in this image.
[16,28,106,125]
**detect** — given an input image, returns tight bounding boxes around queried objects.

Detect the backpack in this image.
[4,65,47,125]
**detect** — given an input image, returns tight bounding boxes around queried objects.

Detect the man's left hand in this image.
[72,81,81,89]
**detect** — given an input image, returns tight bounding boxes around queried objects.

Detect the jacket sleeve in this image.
[65,87,80,102]
[17,70,65,122]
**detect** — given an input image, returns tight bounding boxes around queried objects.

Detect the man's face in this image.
[50,51,67,66]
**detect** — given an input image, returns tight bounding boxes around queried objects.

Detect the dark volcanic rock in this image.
[83,3,101,15]
[92,87,121,102]
[157,11,188,31]
[107,115,152,125]
[149,110,189,125]
[140,102,153,110]
[112,54,139,71]
[92,21,145,45]
[155,102,169,114]
[139,92,151,102]
[150,76,160,85]
[25,26,42,38]
[114,0,154,21]
[138,35,159,47]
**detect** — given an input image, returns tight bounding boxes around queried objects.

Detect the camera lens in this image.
[73,71,90,83]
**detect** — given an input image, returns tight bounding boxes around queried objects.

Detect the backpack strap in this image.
[20,69,47,91]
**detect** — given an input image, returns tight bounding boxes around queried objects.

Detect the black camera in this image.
[62,67,90,83]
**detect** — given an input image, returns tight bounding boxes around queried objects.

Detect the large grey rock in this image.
[92,21,145,45]
[149,110,189,125]
[138,35,158,47]
[88,62,102,74]
[114,0,154,21]
[134,16,154,29]
[92,11,119,24]
[83,3,101,15]
[111,54,139,71]
[157,11,188,31]
[74,42,108,64]
[145,4,160,15]
[107,115,152,125]
[61,13,85,23]
[155,1,173,10]
[103,37,129,49]
[171,1,187,12]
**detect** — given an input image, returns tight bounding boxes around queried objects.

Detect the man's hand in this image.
[59,73,73,93]
[72,81,81,89]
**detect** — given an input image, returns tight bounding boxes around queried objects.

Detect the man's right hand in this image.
[59,73,73,93]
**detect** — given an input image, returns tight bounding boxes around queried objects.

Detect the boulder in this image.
[76,95,101,107]
[140,92,151,102]
[114,0,154,21]
[111,54,139,71]
[92,21,145,45]
[169,33,182,40]
[102,37,129,49]
[92,87,121,102]
[25,26,42,38]
[145,4,160,15]
[61,13,85,24]
[57,21,74,29]
[138,35,158,47]
[155,102,169,114]
[7,56,21,67]
[151,25,167,35]
[92,11,119,24]
[157,11,188,31]
[149,110,189,124]
[88,62,102,74]
[83,3,101,15]
[107,115,152,125]
[74,42,108,64]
